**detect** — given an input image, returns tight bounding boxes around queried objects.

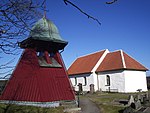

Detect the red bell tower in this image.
[0,17,75,107]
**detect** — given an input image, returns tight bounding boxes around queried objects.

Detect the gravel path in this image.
[79,96,100,113]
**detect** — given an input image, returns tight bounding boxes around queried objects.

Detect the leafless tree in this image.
[0,0,44,78]
[0,0,45,54]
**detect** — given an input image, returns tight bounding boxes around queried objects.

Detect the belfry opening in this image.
[0,17,75,107]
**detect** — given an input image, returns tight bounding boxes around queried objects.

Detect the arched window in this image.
[106,75,110,86]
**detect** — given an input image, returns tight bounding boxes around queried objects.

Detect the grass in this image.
[0,103,64,113]
[100,104,124,113]
[86,92,137,113]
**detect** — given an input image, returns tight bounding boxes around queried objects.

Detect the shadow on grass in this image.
[0,103,64,113]
[118,109,124,113]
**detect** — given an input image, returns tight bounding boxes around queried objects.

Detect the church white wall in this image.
[69,73,94,92]
[91,49,109,91]
[124,70,148,92]
[91,72,99,91]
[98,70,126,92]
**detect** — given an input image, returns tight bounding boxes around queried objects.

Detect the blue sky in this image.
[0,0,150,77]
[45,0,150,74]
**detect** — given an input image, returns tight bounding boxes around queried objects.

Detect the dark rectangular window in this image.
[74,77,77,86]
[84,77,87,86]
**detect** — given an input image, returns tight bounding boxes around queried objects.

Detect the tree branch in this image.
[0,0,43,54]
[63,0,101,25]
[106,0,118,4]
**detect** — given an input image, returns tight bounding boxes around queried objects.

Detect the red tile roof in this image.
[96,51,124,72]
[68,50,106,75]
[68,50,148,75]
[96,50,148,72]
[123,52,148,71]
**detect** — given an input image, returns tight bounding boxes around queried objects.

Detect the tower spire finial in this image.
[43,0,46,18]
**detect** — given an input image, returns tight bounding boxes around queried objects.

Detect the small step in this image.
[60,100,77,105]
[63,108,81,113]
[60,100,78,108]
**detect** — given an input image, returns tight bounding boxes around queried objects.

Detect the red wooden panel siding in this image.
[0,49,75,102]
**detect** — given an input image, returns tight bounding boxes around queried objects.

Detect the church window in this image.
[106,75,110,86]
[74,77,77,86]
[84,77,87,86]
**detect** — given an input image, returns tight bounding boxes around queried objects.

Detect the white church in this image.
[68,49,148,93]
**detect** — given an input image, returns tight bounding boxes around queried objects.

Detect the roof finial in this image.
[43,0,47,18]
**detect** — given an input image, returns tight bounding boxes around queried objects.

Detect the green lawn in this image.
[0,103,64,113]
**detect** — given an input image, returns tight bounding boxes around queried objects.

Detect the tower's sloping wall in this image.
[0,49,75,102]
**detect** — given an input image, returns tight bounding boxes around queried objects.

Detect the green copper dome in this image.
[19,17,68,52]
[29,17,66,43]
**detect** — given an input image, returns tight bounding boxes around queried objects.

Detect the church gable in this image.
[68,50,107,75]
[96,50,148,72]
[96,50,124,72]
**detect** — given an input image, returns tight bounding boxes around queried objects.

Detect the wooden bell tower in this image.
[0,17,75,107]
